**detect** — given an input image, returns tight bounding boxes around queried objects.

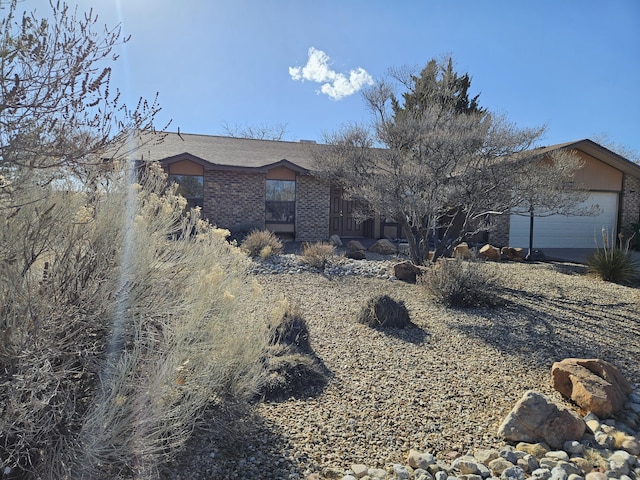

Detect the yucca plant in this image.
[587,227,638,284]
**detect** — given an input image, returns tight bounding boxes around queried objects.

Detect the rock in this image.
[497,390,586,449]
[584,473,607,480]
[500,466,526,480]
[346,240,366,252]
[345,249,366,260]
[550,466,568,480]
[489,458,515,476]
[569,457,593,474]
[516,442,550,459]
[621,437,640,455]
[351,464,368,479]
[531,468,552,480]
[475,449,500,465]
[369,238,398,255]
[562,441,583,455]
[454,242,470,259]
[501,247,524,261]
[453,457,481,475]
[394,261,423,283]
[479,244,501,261]
[408,450,436,469]
[329,234,343,247]
[393,464,411,479]
[551,358,633,418]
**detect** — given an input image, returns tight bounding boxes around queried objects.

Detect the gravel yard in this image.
[168,258,640,479]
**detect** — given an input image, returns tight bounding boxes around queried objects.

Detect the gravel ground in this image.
[167,258,640,479]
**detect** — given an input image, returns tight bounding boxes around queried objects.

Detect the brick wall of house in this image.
[203,170,265,234]
[620,174,640,241]
[295,175,330,242]
[488,213,510,247]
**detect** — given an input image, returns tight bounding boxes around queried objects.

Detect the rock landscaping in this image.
[167,249,640,480]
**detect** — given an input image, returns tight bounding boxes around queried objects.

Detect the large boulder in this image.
[453,242,470,259]
[551,358,633,418]
[369,238,398,255]
[497,390,586,449]
[328,234,343,247]
[501,247,524,261]
[393,261,423,283]
[479,244,501,261]
[346,240,366,252]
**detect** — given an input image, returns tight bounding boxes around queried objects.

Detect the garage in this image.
[508,191,619,249]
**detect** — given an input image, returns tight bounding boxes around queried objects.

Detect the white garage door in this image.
[508,192,618,249]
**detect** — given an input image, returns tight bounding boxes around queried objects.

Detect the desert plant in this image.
[0,162,269,478]
[301,241,337,269]
[241,229,283,258]
[587,228,638,284]
[358,294,411,328]
[260,298,327,400]
[268,298,311,351]
[421,257,503,308]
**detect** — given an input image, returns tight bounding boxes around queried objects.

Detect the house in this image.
[137,132,640,249]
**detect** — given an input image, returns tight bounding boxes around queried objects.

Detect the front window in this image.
[266,179,295,223]
[169,174,204,209]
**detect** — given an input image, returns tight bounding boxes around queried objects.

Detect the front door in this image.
[329,187,362,237]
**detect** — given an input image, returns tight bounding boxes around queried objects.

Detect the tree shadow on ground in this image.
[446,285,640,384]
[373,322,430,345]
[163,406,314,479]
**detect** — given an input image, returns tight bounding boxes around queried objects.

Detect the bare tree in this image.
[0,0,163,198]
[315,57,585,264]
[222,121,288,141]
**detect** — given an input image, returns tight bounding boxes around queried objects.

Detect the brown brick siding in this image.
[295,175,330,242]
[202,170,265,234]
[488,213,511,247]
[620,174,640,242]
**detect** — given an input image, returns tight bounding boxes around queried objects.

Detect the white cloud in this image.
[289,47,374,100]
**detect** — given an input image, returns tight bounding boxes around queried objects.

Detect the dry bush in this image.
[421,257,503,308]
[301,241,338,269]
[260,298,327,400]
[0,162,269,478]
[357,295,411,328]
[241,229,283,258]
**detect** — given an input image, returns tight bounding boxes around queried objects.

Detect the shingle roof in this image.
[133,131,322,171]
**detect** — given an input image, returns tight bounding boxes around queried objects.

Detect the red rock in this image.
[551,358,633,418]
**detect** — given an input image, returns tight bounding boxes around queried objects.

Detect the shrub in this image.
[260,299,327,400]
[358,294,411,328]
[241,229,283,258]
[587,228,638,284]
[0,162,269,478]
[421,257,502,308]
[268,298,310,351]
[301,241,337,269]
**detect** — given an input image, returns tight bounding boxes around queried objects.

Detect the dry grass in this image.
[300,242,339,269]
[242,229,283,258]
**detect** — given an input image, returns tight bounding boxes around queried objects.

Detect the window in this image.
[266,179,295,223]
[169,174,204,209]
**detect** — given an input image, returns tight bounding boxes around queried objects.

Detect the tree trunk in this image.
[400,220,430,265]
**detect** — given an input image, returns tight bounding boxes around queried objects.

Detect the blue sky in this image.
[24,0,640,155]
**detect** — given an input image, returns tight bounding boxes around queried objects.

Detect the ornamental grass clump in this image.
[358,294,411,328]
[586,228,638,284]
[300,241,338,269]
[241,229,283,258]
[422,257,503,308]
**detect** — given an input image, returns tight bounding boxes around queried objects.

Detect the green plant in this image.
[301,241,337,269]
[358,294,411,328]
[421,257,503,308]
[586,228,638,284]
[241,229,283,258]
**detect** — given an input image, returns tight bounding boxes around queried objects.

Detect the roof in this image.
[133,131,322,172]
[531,139,640,177]
[129,132,640,179]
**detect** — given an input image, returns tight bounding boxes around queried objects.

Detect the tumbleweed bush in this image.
[241,229,283,258]
[301,241,338,269]
[0,162,268,478]
[421,256,503,308]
